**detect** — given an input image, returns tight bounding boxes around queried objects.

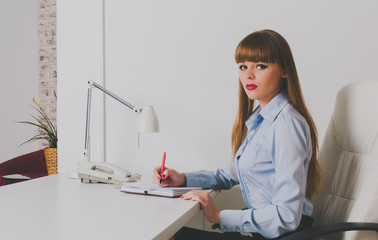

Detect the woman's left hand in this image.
[180,190,220,224]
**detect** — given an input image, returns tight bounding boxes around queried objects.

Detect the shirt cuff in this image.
[184,172,202,187]
[219,209,244,232]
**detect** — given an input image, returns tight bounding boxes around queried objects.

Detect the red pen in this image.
[160,152,166,184]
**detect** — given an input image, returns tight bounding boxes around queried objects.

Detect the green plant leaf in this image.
[18,98,58,149]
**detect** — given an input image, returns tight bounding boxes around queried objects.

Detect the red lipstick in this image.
[246,84,257,90]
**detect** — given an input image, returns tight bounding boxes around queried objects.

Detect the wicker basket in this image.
[44,148,58,175]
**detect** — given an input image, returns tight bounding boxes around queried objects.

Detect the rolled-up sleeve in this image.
[220,209,250,232]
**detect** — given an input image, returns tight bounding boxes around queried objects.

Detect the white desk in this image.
[0,174,215,240]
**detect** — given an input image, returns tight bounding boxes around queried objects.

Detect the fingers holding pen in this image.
[159,168,178,186]
[152,166,168,186]
[159,168,170,186]
[152,166,186,187]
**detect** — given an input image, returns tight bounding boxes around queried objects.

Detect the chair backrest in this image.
[0,149,47,186]
[312,80,378,240]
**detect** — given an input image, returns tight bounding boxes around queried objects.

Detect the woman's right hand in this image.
[152,166,186,187]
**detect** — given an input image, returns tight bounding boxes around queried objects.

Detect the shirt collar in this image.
[259,91,290,124]
[245,91,290,129]
[245,106,261,130]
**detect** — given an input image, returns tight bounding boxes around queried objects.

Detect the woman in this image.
[153,29,322,239]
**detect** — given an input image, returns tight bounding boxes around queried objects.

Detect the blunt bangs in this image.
[235,31,280,64]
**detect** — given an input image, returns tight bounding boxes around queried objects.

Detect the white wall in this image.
[0,0,39,162]
[58,0,378,180]
[57,0,105,173]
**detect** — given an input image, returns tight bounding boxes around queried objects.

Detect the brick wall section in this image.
[38,0,57,147]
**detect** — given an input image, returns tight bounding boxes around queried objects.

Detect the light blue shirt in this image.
[185,92,313,238]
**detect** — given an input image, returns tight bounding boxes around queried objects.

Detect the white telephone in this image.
[77,162,141,186]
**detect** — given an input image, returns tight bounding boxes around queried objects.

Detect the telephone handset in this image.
[77,162,141,187]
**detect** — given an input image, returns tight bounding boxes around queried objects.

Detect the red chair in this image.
[0,149,48,186]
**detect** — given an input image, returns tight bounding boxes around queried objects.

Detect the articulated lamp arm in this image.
[90,81,140,113]
[83,81,159,163]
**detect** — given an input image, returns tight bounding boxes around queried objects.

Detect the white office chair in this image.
[283,80,378,240]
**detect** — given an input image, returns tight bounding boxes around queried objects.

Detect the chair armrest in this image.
[281,222,378,240]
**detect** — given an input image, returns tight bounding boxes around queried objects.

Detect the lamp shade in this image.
[137,106,159,132]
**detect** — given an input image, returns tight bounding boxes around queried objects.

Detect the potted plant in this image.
[18,97,58,175]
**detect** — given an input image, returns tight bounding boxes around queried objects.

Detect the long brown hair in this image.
[231,29,322,200]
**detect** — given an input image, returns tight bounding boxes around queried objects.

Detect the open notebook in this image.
[120,180,201,198]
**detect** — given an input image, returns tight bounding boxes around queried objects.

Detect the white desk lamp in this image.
[76,81,159,185]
